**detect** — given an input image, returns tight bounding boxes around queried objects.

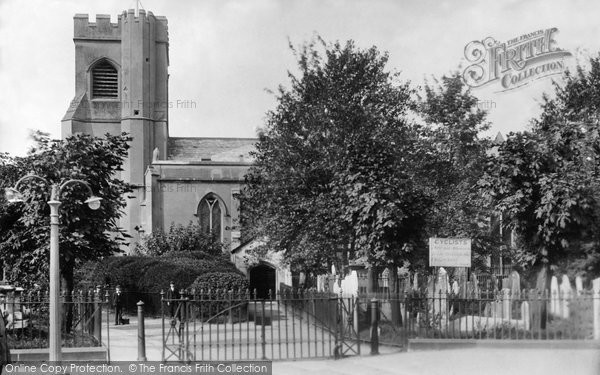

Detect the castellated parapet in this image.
[74,9,168,42]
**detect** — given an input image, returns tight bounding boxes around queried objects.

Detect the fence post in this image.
[137,301,147,361]
[94,291,102,344]
[593,278,600,340]
[261,299,267,360]
[370,298,379,355]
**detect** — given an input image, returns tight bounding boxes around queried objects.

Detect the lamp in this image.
[4,188,24,203]
[84,196,102,210]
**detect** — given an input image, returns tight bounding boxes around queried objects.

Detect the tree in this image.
[239,38,435,287]
[418,74,500,272]
[0,132,133,292]
[480,56,600,280]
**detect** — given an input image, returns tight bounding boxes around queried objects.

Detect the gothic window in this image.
[91,60,118,98]
[198,194,222,240]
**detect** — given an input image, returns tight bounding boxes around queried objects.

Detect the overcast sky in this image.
[1,0,599,156]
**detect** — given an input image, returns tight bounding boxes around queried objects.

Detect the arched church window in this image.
[198,194,222,240]
[91,60,118,98]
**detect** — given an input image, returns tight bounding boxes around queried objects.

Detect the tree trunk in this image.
[388,265,402,326]
[62,261,75,334]
[367,266,379,296]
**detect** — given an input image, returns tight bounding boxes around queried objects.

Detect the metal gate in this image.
[161,289,361,361]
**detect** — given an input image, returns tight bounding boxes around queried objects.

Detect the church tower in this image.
[62,9,169,247]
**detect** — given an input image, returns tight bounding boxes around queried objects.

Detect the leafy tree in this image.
[418,74,499,272]
[240,38,435,286]
[0,132,133,292]
[480,56,600,280]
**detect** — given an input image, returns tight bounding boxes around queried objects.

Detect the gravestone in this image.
[455,268,468,298]
[560,274,572,319]
[509,270,521,299]
[452,280,460,295]
[413,272,419,291]
[532,268,548,330]
[593,278,600,340]
[521,301,530,330]
[575,276,583,296]
[550,275,560,317]
[483,301,492,317]
[502,288,511,319]
[435,267,449,327]
[469,274,480,298]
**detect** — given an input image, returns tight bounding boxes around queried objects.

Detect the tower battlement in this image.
[74,10,168,41]
[74,14,121,40]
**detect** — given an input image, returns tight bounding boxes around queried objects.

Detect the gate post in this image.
[370,298,379,355]
[137,301,147,361]
[94,289,102,343]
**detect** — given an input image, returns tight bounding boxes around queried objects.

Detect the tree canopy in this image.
[239,39,494,275]
[481,56,600,278]
[0,132,133,290]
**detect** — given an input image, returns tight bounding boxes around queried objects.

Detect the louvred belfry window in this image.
[92,60,118,98]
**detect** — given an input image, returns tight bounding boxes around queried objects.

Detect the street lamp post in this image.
[5,175,101,362]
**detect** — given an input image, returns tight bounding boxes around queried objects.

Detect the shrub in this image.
[190,272,249,294]
[135,222,224,256]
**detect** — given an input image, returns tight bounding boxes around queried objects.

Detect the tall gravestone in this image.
[531,267,548,330]
[436,268,449,327]
[575,276,583,296]
[469,273,480,299]
[509,270,521,299]
[550,276,560,317]
[560,275,572,319]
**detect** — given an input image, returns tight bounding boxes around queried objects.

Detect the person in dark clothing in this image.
[112,285,123,325]
[166,282,180,319]
[0,308,11,374]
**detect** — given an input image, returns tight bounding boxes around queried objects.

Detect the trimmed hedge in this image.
[190,272,249,294]
[80,255,241,293]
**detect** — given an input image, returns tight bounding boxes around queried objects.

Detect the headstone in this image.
[502,289,511,319]
[509,270,521,299]
[452,280,460,295]
[483,302,492,317]
[436,268,449,327]
[455,268,468,298]
[593,278,600,340]
[521,301,530,330]
[550,275,559,317]
[560,275,572,319]
[502,278,510,290]
[575,276,583,296]
[469,274,480,299]
[413,272,419,291]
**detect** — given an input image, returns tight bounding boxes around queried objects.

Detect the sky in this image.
[1,0,600,156]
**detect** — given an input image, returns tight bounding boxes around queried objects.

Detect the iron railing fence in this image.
[369,288,599,346]
[161,288,360,362]
[1,290,107,349]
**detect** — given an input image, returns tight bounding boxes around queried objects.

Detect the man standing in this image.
[112,285,123,326]
[166,282,180,320]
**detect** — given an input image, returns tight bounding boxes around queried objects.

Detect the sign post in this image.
[429,238,472,268]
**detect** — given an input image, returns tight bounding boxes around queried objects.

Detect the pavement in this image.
[101,314,600,375]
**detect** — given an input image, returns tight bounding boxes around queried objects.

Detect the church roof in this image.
[167,137,257,163]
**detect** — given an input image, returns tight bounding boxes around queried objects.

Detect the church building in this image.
[61,9,256,252]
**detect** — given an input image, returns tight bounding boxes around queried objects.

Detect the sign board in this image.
[429,238,471,267]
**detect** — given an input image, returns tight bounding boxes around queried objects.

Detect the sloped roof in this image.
[167,137,257,163]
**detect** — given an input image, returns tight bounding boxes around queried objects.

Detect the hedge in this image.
[76,253,246,314]
[190,272,249,294]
